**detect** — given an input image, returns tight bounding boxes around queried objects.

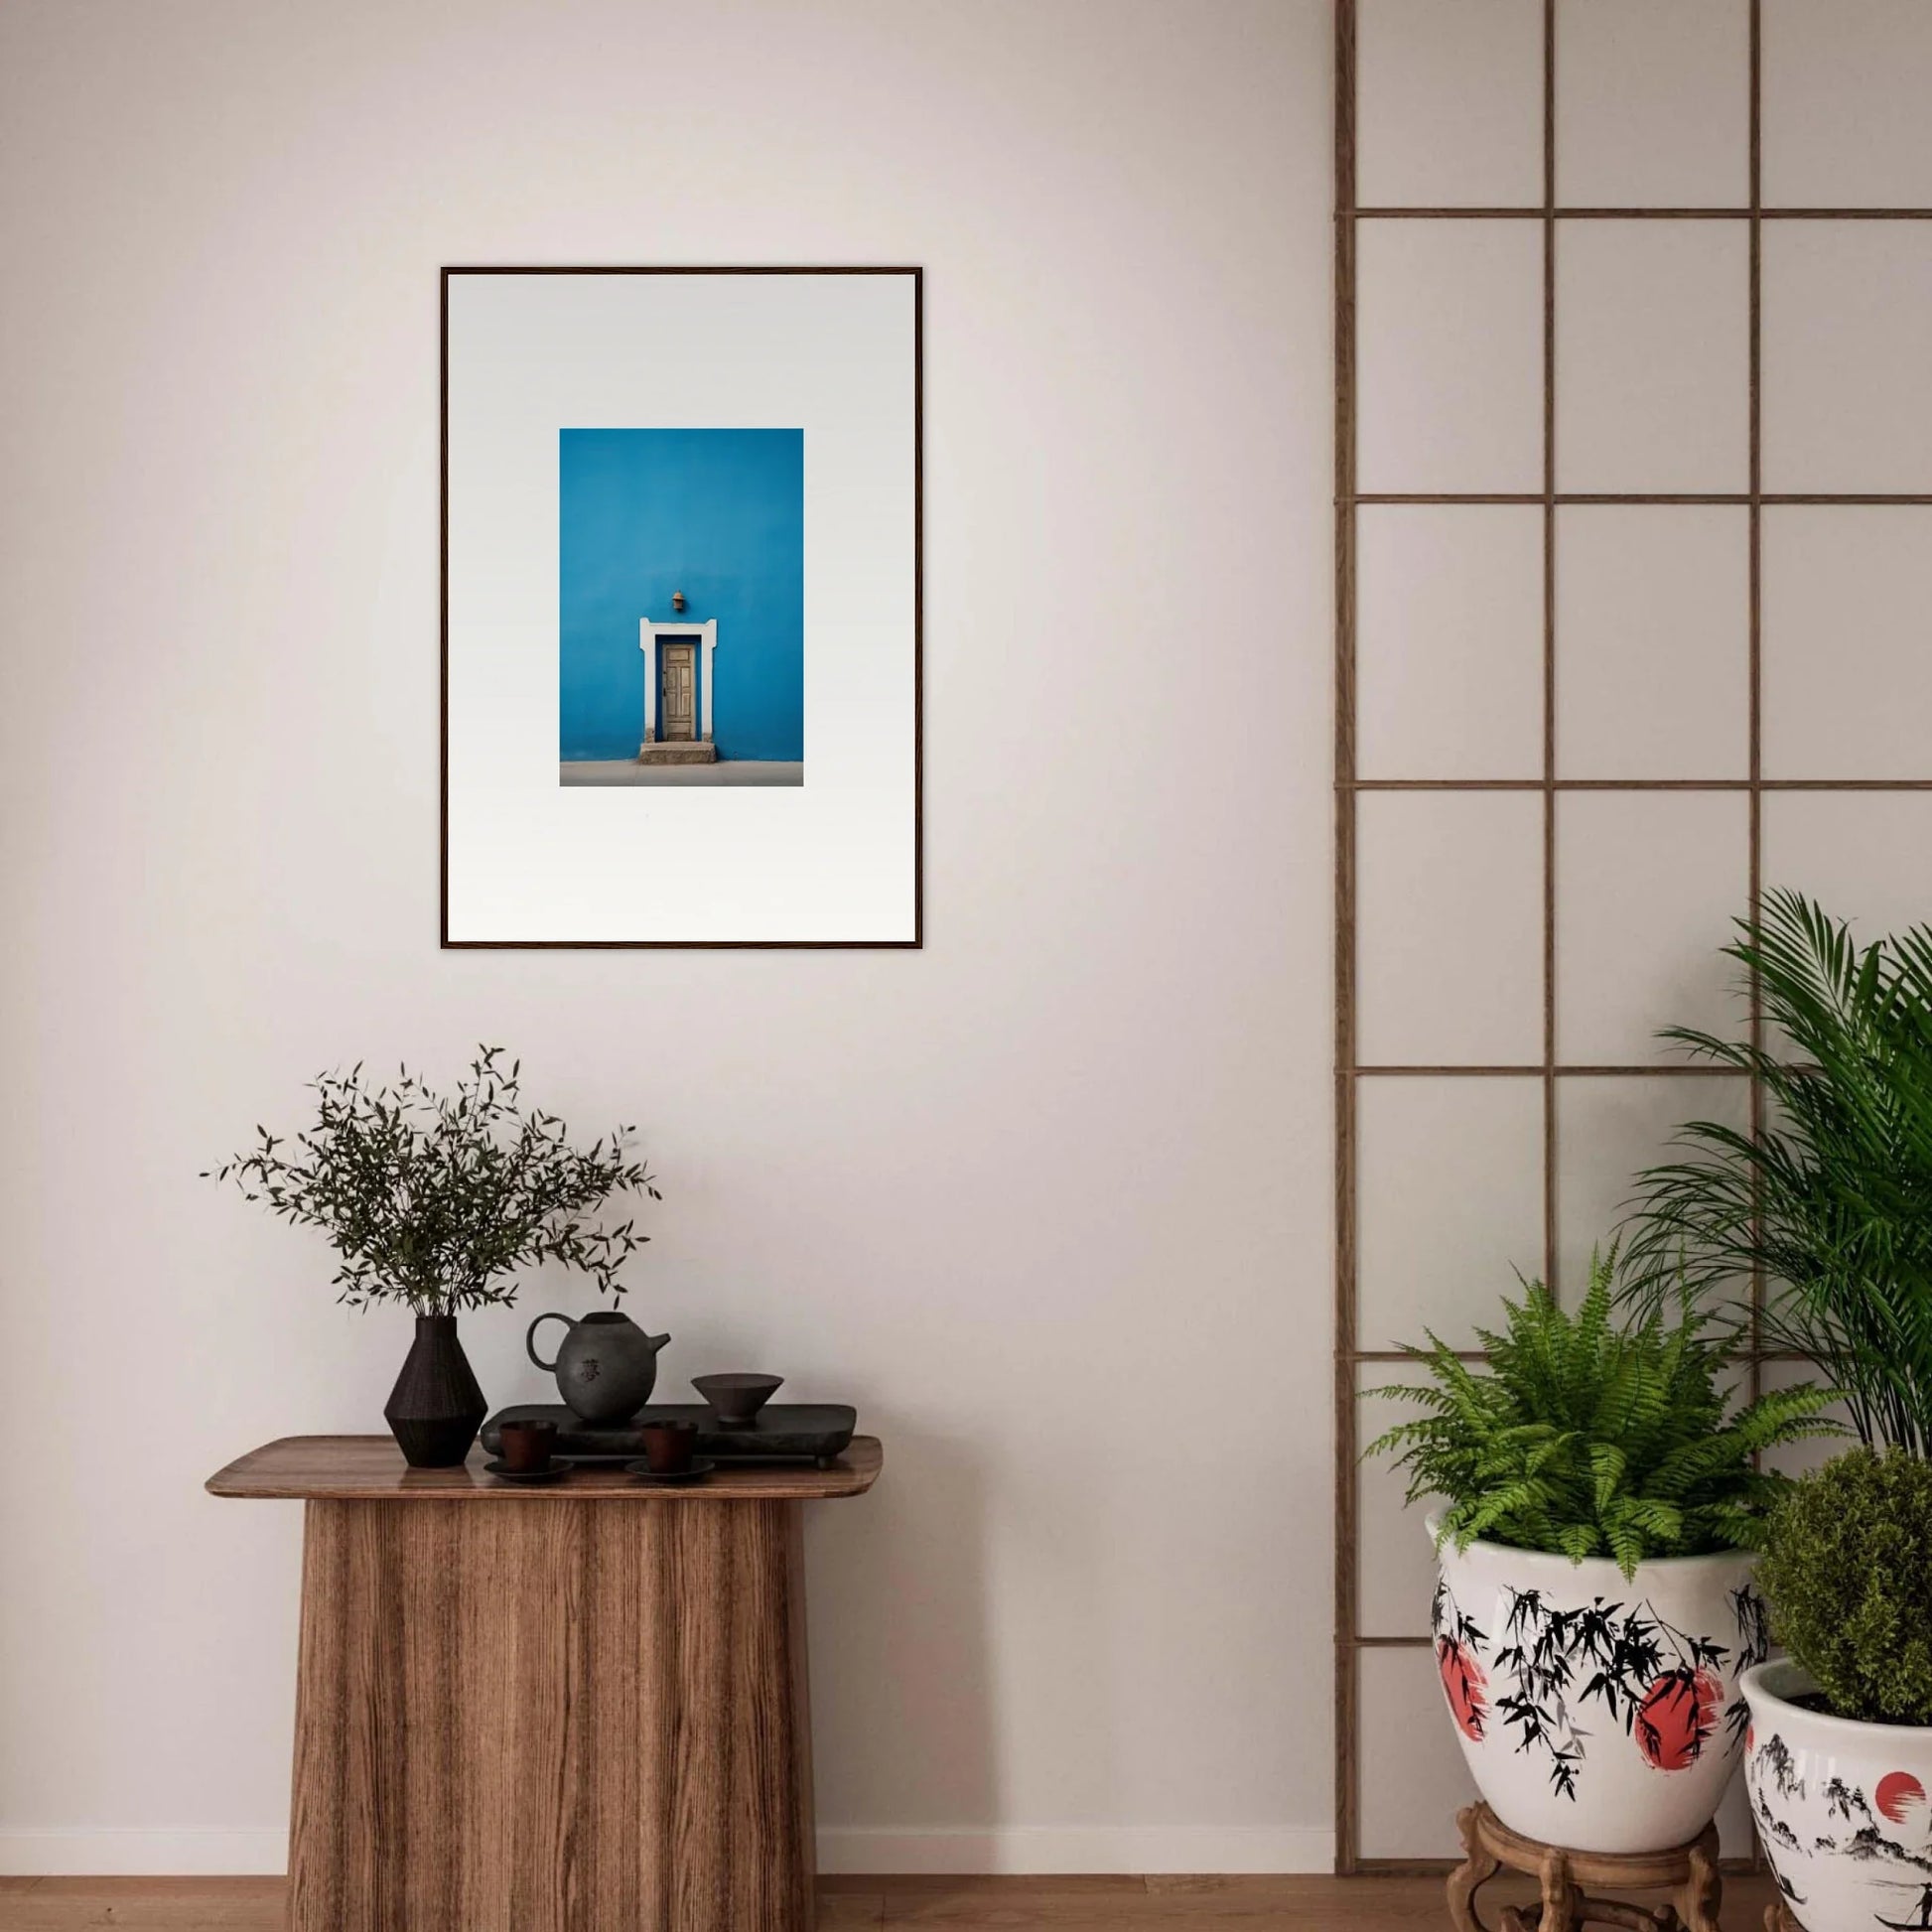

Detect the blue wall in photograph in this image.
[559,428,804,762]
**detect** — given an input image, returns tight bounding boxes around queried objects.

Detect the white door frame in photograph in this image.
[640,618,718,745]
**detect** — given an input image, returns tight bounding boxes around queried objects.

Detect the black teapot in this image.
[525,1310,671,1425]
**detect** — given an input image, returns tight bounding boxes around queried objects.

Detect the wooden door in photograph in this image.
[660,641,697,742]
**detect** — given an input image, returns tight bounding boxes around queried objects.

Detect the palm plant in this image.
[1620,890,1932,1456]
[1365,1253,1839,1579]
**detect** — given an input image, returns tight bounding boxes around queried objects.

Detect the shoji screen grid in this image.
[1334,0,1932,1871]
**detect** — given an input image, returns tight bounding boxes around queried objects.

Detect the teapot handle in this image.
[526,1311,572,1374]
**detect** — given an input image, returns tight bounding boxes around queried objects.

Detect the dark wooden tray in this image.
[481,1403,858,1467]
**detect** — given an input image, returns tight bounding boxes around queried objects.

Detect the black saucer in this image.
[621,1457,718,1486]
[483,1458,572,1484]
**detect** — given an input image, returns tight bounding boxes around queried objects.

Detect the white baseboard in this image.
[815,1825,1335,1875]
[0,1823,1334,1879]
[0,1830,289,1875]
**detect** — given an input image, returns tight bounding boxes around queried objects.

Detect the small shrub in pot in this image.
[1741,1450,1932,1931]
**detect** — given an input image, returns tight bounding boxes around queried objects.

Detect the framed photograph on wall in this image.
[441,266,921,946]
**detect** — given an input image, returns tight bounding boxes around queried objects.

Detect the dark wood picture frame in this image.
[439,264,923,950]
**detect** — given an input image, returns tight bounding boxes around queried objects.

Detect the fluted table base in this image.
[287,1495,813,1932]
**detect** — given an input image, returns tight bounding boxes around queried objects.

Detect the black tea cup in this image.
[640,1420,698,1474]
[499,1419,557,1474]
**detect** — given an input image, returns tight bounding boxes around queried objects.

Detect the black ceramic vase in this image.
[383,1313,487,1467]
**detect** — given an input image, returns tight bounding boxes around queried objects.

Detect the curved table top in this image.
[207,1434,883,1501]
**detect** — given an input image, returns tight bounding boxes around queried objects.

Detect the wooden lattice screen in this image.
[1334,0,1932,1871]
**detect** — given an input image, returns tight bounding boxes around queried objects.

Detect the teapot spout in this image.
[646,1331,671,1352]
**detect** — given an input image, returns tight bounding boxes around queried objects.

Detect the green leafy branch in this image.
[206,1046,661,1314]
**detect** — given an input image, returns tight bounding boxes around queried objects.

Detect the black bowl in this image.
[692,1372,784,1429]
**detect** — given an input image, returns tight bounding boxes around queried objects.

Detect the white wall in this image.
[0,0,1336,1876]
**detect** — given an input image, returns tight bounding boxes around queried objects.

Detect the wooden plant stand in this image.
[1448,1803,1723,1932]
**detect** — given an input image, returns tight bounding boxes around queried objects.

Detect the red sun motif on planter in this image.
[1635,1667,1722,1771]
[1437,1638,1488,1741]
[1877,1772,1929,1826]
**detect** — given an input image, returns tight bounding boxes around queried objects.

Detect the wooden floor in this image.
[0,1871,1784,1928]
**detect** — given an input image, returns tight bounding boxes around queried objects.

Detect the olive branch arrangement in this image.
[206,1046,660,1314]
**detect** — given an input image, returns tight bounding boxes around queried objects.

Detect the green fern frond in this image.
[1362,1254,1841,1579]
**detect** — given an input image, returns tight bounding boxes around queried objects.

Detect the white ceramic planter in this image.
[1741,1660,1932,1932]
[1428,1519,1766,1854]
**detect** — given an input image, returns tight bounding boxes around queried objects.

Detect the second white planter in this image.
[1741,1659,1932,1932]
[1428,1521,1766,1854]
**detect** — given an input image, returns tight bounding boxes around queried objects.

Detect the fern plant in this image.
[1365,1252,1841,1579]
[1621,889,1932,1456]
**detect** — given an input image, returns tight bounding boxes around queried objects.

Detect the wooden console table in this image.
[207,1435,883,1932]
